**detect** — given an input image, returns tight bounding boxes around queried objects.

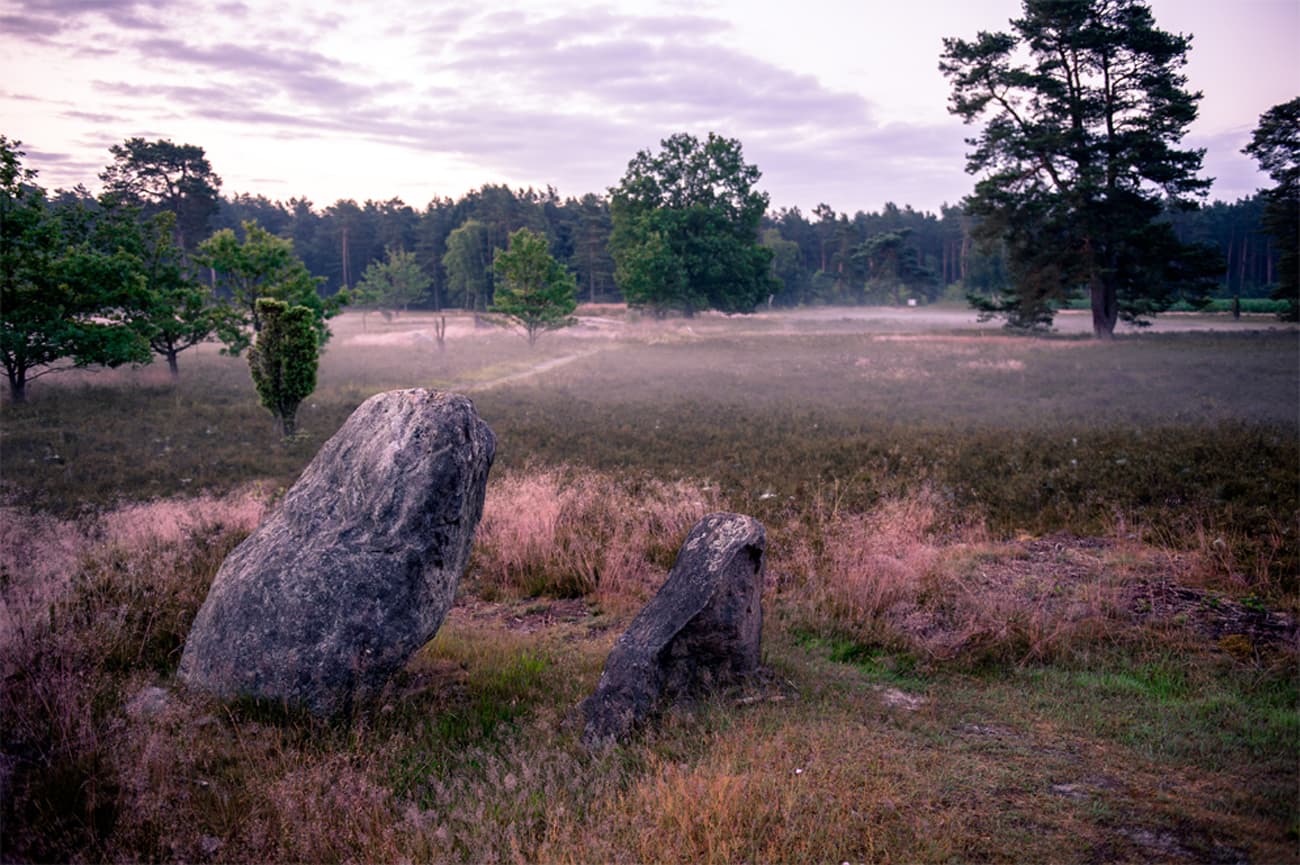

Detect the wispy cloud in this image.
[0,12,62,37]
[9,0,169,34]
[2,0,993,210]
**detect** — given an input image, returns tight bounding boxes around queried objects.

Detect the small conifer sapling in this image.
[247,297,319,437]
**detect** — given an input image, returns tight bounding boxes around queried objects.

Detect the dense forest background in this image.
[79,183,1276,312]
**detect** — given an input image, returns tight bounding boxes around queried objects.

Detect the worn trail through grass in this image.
[461,347,612,392]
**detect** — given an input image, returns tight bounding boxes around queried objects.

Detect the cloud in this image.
[0,13,62,37]
[9,0,169,34]
[4,0,977,210]
[18,146,107,188]
[60,109,119,123]
[128,37,382,106]
[94,79,242,109]
[22,147,84,163]
[0,89,49,103]
[1189,127,1269,203]
[379,5,975,208]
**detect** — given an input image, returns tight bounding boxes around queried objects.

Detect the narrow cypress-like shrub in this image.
[248,297,319,437]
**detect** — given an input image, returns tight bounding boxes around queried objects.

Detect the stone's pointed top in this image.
[581,512,766,748]
[680,512,763,572]
[178,389,495,717]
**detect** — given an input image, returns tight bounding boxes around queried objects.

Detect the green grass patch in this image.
[791,628,930,690]
[998,652,1298,785]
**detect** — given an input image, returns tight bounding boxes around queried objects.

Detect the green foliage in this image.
[852,229,935,304]
[489,227,578,346]
[941,0,1221,337]
[760,228,804,307]
[196,220,338,354]
[441,219,493,311]
[1089,296,1290,315]
[610,132,776,315]
[569,191,617,302]
[113,209,224,378]
[247,298,319,437]
[98,137,222,253]
[354,244,430,314]
[0,138,151,402]
[1243,97,1300,321]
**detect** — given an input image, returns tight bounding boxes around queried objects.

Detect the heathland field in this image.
[2,307,1297,863]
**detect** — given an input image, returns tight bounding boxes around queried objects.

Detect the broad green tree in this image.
[610,132,775,316]
[247,298,318,437]
[354,245,430,315]
[99,137,222,254]
[1243,97,1300,321]
[441,219,492,311]
[129,210,224,377]
[1,138,149,402]
[941,0,1220,337]
[196,220,338,354]
[489,227,578,346]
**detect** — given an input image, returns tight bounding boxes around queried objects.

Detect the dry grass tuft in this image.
[472,466,718,610]
[0,491,266,861]
[533,712,979,864]
[776,487,1148,664]
[1,489,267,676]
[778,488,951,637]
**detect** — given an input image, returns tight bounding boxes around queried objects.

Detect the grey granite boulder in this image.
[178,389,495,716]
[581,512,765,746]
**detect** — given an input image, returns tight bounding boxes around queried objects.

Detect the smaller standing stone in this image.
[581,512,765,747]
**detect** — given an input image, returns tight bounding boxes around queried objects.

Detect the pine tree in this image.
[941,0,1220,336]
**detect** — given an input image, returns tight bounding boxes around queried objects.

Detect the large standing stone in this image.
[581,512,765,746]
[178,389,495,716]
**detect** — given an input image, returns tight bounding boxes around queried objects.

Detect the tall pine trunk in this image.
[7,371,27,403]
[1090,271,1118,339]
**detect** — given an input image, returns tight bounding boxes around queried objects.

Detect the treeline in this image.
[25,134,1284,315]
[210,188,1281,309]
[213,187,617,309]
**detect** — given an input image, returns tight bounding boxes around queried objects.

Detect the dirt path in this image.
[461,348,609,392]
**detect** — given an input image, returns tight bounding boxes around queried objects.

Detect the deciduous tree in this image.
[1,138,149,402]
[941,0,1220,336]
[489,227,577,346]
[354,245,430,315]
[196,220,338,354]
[129,211,224,378]
[610,132,775,316]
[853,229,935,305]
[441,219,492,311]
[761,228,805,306]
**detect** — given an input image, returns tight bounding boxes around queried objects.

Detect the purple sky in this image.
[2,0,1296,215]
